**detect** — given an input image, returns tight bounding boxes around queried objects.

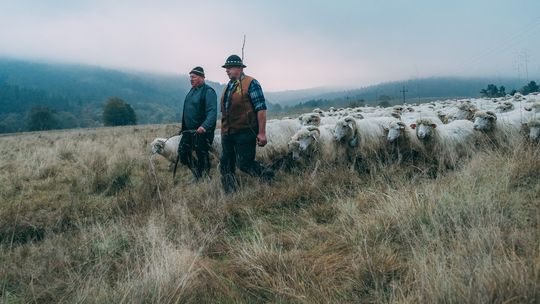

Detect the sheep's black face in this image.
[529,126,540,142]
[151,142,164,154]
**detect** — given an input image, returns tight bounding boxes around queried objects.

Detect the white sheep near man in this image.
[288,125,337,163]
[333,116,396,166]
[150,135,182,168]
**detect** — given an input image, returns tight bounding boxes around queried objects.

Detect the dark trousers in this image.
[178,131,214,180]
[220,130,273,193]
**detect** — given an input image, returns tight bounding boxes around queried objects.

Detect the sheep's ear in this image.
[383,127,389,132]
[431,124,437,128]
[410,123,417,129]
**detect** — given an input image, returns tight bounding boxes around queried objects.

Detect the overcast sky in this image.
[1,0,539,91]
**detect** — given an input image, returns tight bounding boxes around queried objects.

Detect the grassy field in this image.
[0,124,538,303]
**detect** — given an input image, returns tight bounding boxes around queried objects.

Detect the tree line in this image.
[480,80,538,98]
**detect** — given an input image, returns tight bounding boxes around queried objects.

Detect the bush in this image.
[103,97,137,126]
[27,106,59,131]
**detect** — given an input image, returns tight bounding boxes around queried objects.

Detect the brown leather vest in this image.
[220,75,258,134]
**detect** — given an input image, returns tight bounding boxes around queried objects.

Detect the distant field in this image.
[0,122,538,303]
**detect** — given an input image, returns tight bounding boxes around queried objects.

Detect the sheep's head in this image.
[392,105,404,114]
[334,116,356,142]
[410,119,437,140]
[524,120,540,142]
[287,140,301,160]
[150,138,165,154]
[496,101,514,113]
[312,108,325,116]
[524,102,540,113]
[456,103,478,120]
[437,111,449,124]
[288,126,320,160]
[351,113,364,119]
[385,121,406,142]
[299,113,321,126]
[473,111,497,132]
[390,111,401,119]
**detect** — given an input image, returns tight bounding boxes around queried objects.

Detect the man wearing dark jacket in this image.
[219,55,274,193]
[178,66,217,180]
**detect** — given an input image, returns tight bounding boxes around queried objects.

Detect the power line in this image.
[523,50,529,81]
[400,86,408,103]
[431,18,540,78]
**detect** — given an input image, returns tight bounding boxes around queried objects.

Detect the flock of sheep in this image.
[151,92,540,175]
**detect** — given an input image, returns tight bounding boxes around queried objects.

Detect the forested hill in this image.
[0,58,224,132]
[274,77,527,110]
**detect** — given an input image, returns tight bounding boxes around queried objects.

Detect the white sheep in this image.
[524,101,540,113]
[521,119,540,142]
[384,120,424,161]
[472,110,531,137]
[256,119,302,162]
[150,135,182,167]
[455,102,478,121]
[495,101,515,113]
[299,112,340,126]
[333,116,394,165]
[288,125,337,163]
[151,133,223,169]
[513,92,526,101]
[410,118,476,169]
[298,113,321,126]
[472,111,499,133]
[312,108,325,116]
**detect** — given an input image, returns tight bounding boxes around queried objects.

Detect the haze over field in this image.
[1,0,540,91]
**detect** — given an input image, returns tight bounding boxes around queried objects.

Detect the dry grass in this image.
[0,124,538,303]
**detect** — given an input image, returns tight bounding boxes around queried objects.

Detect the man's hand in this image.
[196,126,206,134]
[257,133,267,147]
[256,110,268,147]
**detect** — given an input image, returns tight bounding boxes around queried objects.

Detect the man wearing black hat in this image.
[219,55,274,193]
[178,66,217,181]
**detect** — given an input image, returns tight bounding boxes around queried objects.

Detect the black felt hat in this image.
[189,66,205,77]
[221,55,246,68]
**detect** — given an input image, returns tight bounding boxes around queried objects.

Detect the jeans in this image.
[220,130,274,193]
[178,131,214,180]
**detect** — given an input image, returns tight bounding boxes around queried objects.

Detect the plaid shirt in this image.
[224,74,267,112]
